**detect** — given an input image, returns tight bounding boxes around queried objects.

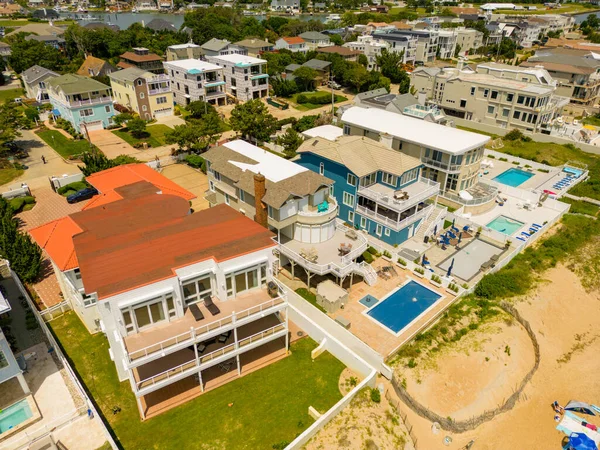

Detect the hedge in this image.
[296,91,332,105]
[185,154,206,173]
[9,196,35,213]
[57,181,88,196]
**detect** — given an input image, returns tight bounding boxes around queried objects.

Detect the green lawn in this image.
[291,92,347,111]
[48,311,345,450]
[561,197,600,216]
[112,124,172,148]
[0,166,24,186]
[583,116,600,127]
[36,130,92,159]
[0,88,25,103]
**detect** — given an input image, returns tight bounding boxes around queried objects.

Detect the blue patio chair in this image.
[317,201,328,213]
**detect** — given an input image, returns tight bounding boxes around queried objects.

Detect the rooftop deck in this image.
[124,289,286,365]
[358,178,439,213]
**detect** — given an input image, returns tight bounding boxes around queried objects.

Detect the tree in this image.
[78,150,137,176]
[270,76,298,97]
[329,34,344,46]
[293,66,318,92]
[0,103,27,152]
[358,54,369,67]
[186,100,216,119]
[6,33,66,73]
[126,117,147,138]
[277,128,303,158]
[166,113,222,153]
[229,99,278,144]
[113,112,134,126]
[375,49,410,86]
[454,44,462,58]
[344,64,369,93]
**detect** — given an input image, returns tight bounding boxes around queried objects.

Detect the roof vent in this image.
[312,140,319,146]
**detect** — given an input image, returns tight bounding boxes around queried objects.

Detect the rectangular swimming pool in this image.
[486,215,525,236]
[493,168,534,187]
[365,280,442,334]
[0,399,33,434]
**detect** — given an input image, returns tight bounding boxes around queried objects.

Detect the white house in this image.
[206,54,269,101]
[163,58,226,106]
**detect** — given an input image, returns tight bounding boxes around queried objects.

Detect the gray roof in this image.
[84,22,120,31]
[299,31,330,41]
[355,88,389,101]
[201,38,231,52]
[47,74,111,95]
[271,0,299,6]
[22,65,58,84]
[202,145,333,209]
[108,67,149,83]
[391,93,419,111]
[412,66,441,77]
[285,63,302,72]
[235,38,272,49]
[25,35,65,43]
[303,59,331,71]
[145,18,176,31]
[526,48,600,71]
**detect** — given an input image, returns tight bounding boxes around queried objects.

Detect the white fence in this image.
[49,173,84,191]
[39,300,72,322]
[10,270,118,450]
[145,152,188,170]
[484,149,557,172]
[2,185,31,200]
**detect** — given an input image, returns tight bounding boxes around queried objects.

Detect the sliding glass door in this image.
[121,294,175,335]
[225,264,267,298]
[182,274,213,307]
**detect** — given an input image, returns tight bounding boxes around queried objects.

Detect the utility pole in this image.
[330,73,335,114]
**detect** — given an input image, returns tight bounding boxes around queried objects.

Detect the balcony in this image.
[132,315,286,396]
[149,87,171,95]
[357,178,440,214]
[421,157,462,173]
[357,203,433,231]
[440,181,498,206]
[67,96,113,107]
[296,197,338,225]
[123,290,287,368]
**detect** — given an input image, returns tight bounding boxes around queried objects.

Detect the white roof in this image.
[163,58,222,72]
[341,107,490,154]
[223,140,307,183]
[168,43,201,49]
[302,125,343,142]
[481,2,516,9]
[209,53,266,65]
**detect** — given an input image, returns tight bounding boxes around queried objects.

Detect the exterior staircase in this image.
[354,261,378,286]
[413,205,448,244]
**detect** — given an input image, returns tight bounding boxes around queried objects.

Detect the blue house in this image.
[297,135,441,247]
[47,74,116,133]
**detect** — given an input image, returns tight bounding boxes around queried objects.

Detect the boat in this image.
[132,7,138,12]
[326,13,341,21]
[79,13,94,20]
[76,5,88,13]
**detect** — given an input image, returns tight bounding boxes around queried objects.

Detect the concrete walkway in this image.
[160,164,210,211]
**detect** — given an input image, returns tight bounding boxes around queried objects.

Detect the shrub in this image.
[414,267,425,275]
[57,181,88,196]
[296,93,308,104]
[488,154,495,159]
[499,157,508,162]
[9,196,35,213]
[431,274,442,284]
[383,250,392,258]
[276,117,297,130]
[407,358,417,368]
[538,168,550,173]
[448,283,459,292]
[362,251,374,264]
[296,91,332,105]
[185,154,206,172]
[504,129,525,141]
[370,388,381,403]
[397,258,407,266]
[367,246,379,255]
[511,161,520,165]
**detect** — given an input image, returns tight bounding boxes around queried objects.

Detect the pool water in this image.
[359,294,379,307]
[493,168,534,187]
[0,399,33,434]
[366,281,442,334]
[487,215,525,235]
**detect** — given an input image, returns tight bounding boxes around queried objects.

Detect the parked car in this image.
[67,187,98,204]
[328,80,341,89]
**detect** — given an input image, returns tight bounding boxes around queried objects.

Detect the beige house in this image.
[166,43,204,61]
[455,29,484,56]
[410,62,570,132]
[109,67,174,119]
[234,38,273,57]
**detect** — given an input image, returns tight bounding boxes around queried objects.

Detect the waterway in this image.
[572,10,600,25]
[60,11,330,30]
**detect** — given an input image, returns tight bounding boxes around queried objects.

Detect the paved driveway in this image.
[88,129,137,159]
[160,164,209,211]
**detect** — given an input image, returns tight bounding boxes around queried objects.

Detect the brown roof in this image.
[449,7,478,14]
[71,183,275,299]
[202,144,333,209]
[77,55,115,77]
[391,21,413,30]
[520,60,595,75]
[120,51,163,63]
[544,38,600,52]
[317,45,361,57]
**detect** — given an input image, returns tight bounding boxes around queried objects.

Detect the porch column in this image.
[350,272,354,288]
[199,370,204,392]
[307,271,312,289]
[291,261,295,280]
[16,373,30,395]
[136,396,145,420]
[236,354,241,376]
[192,328,199,365]
[285,306,289,354]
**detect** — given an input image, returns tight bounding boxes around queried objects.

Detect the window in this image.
[239,190,245,202]
[0,350,7,369]
[343,192,355,207]
[384,228,391,237]
[214,171,221,181]
[359,173,376,188]
[74,268,81,280]
[142,105,147,111]
[360,216,367,229]
[381,172,398,186]
[137,79,143,86]
[487,105,495,115]
[483,89,489,98]
[470,86,475,96]
[182,274,213,306]
[502,108,510,117]
[225,193,230,205]
[348,211,355,223]
[343,124,350,135]
[121,297,169,334]
[460,99,466,108]
[517,95,525,105]
[319,163,324,175]
[157,96,167,104]
[139,92,145,99]
[400,169,418,185]
[506,93,514,102]
[445,173,459,191]
[105,105,111,113]
[225,264,266,298]
[491,90,499,100]
[79,109,93,117]
[209,180,215,192]
[513,111,521,120]
[329,185,334,196]
[39,81,46,89]
[375,224,383,236]
[82,293,97,307]
[347,173,357,186]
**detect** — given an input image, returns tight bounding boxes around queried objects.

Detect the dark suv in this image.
[67,187,98,204]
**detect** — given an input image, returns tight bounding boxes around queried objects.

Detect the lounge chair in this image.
[516,236,526,242]
[196,342,207,354]
[188,303,204,321]
[532,223,543,229]
[218,330,231,343]
[345,229,358,240]
[204,297,221,316]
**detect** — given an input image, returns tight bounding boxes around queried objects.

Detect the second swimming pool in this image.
[493,168,534,187]
[0,399,33,434]
[365,280,442,334]
[486,215,525,236]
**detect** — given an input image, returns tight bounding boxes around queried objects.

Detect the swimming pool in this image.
[486,215,525,236]
[493,168,534,187]
[365,280,442,334]
[0,399,33,434]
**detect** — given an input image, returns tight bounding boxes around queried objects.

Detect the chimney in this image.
[457,57,465,71]
[253,172,268,228]
[379,132,394,149]
[417,90,426,106]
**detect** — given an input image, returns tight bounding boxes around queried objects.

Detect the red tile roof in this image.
[282,36,305,45]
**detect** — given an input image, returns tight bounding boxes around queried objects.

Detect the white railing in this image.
[356,205,400,228]
[68,96,112,107]
[126,296,286,363]
[441,182,498,206]
[198,342,236,364]
[421,157,462,172]
[149,87,171,95]
[356,203,434,231]
[137,358,198,390]
[297,197,338,217]
[238,323,286,348]
[423,205,448,238]
[357,180,439,213]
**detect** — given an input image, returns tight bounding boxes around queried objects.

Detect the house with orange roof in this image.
[274,36,308,53]
[30,165,291,420]
[77,55,117,78]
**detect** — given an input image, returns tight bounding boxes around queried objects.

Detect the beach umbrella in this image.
[452,218,456,229]
[433,224,438,236]
[422,254,427,265]
[447,258,455,277]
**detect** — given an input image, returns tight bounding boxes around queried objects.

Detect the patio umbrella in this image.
[447,258,455,277]
[433,224,438,236]
[458,232,462,244]
[452,218,456,229]
[422,254,427,265]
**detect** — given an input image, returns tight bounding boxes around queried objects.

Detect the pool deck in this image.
[328,259,455,357]
[482,159,558,191]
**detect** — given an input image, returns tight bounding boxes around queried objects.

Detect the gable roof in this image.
[108,67,149,83]
[201,38,231,52]
[146,18,177,31]
[299,31,330,41]
[303,59,332,70]
[47,74,111,95]
[316,45,361,57]
[202,140,333,209]
[77,55,116,77]
[298,135,421,177]
[120,50,163,63]
[21,65,58,84]
[235,38,272,49]
[6,23,65,37]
